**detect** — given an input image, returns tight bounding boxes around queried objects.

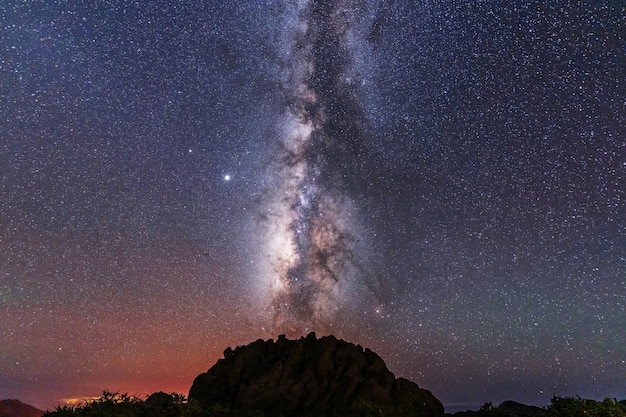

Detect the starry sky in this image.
[1,0,624,413]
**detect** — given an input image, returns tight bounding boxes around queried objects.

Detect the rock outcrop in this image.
[189,333,443,417]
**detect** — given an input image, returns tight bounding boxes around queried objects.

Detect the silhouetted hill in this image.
[498,401,547,416]
[189,332,444,417]
[0,400,43,417]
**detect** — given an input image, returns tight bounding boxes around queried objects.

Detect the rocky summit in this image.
[189,333,443,417]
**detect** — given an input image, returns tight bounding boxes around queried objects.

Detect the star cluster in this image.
[1,0,624,413]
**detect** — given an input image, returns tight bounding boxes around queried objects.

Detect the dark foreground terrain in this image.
[0,400,43,417]
[3,392,615,417]
[446,397,626,417]
[5,334,626,417]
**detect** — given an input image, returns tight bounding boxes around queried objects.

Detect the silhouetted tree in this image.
[43,391,206,417]
[546,396,626,417]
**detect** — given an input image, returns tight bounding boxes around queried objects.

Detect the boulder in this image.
[189,333,443,417]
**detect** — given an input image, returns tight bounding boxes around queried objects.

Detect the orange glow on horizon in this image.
[59,382,193,407]
[62,397,101,406]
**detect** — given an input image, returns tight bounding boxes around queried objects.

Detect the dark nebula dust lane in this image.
[256,0,373,336]
[1,0,624,411]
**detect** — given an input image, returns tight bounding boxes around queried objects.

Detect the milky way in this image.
[257,0,371,335]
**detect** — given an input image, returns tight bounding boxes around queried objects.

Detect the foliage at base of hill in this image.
[546,396,626,417]
[44,391,626,417]
[450,396,626,417]
[43,391,273,417]
[43,391,205,417]
[42,391,440,417]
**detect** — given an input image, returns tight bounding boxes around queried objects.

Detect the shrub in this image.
[546,396,626,417]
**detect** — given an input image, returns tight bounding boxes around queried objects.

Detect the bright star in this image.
[224,174,231,181]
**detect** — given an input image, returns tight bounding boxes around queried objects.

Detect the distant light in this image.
[224,174,231,181]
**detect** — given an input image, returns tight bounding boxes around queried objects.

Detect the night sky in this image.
[1,1,624,413]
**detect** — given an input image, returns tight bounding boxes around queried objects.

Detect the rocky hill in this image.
[0,400,43,417]
[189,332,443,417]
